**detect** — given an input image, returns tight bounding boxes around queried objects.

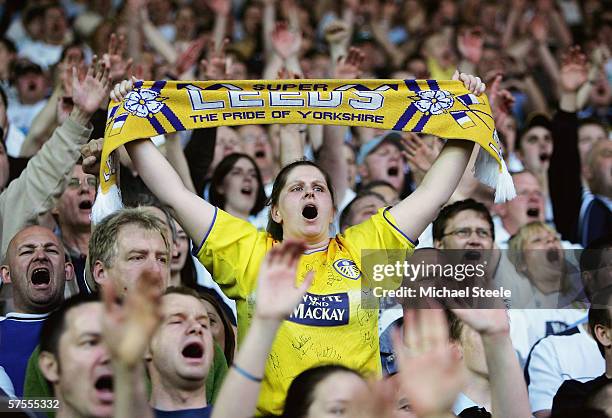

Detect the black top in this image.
[459,406,492,418]
[549,110,581,243]
[551,373,611,416]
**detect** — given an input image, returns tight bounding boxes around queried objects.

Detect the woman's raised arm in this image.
[112,79,217,245]
[389,72,485,241]
[126,138,216,247]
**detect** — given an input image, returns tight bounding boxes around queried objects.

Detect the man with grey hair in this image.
[87,207,172,294]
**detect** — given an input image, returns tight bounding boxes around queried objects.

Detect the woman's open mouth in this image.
[302,204,318,220]
[546,249,560,263]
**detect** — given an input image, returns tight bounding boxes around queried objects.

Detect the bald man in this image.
[0,225,74,396]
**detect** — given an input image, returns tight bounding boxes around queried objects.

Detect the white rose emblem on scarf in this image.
[413,90,454,115]
[123,89,166,118]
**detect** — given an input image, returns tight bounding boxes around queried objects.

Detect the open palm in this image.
[393,309,465,417]
[72,56,111,116]
[255,241,313,320]
[101,269,163,367]
[272,22,302,60]
[560,46,588,93]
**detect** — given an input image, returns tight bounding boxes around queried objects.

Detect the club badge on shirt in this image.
[333,259,361,280]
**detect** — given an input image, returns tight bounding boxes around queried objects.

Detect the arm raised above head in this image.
[389,71,485,241]
[390,139,474,241]
[112,78,217,245]
[126,138,216,247]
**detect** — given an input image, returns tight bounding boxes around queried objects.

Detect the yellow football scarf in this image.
[99,79,515,203]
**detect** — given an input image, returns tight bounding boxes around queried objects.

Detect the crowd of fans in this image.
[0,0,610,417]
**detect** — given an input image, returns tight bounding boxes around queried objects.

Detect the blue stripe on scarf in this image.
[393,103,418,130]
[143,80,185,132]
[404,79,421,92]
[427,80,440,90]
[413,114,431,132]
[108,105,118,120]
[149,80,167,92]
[161,107,185,131]
[148,115,166,135]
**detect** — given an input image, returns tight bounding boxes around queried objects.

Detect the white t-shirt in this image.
[508,309,587,367]
[333,187,356,234]
[525,323,605,413]
[416,222,433,248]
[18,41,63,69]
[5,124,26,157]
[7,98,46,137]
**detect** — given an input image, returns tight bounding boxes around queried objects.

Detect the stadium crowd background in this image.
[0,0,610,417]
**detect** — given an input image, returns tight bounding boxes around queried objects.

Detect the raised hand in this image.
[451,308,510,336]
[559,45,588,93]
[392,308,465,417]
[276,67,301,79]
[57,48,85,96]
[334,46,365,79]
[206,0,231,16]
[199,38,230,80]
[324,20,351,46]
[57,56,85,123]
[72,55,111,119]
[453,70,486,95]
[488,74,515,128]
[271,21,302,60]
[101,268,164,367]
[401,133,441,174]
[56,96,74,125]
[530,14,549,44]
[176,36,207,76]
[110,76,138,103]
[457,27,484,64]
[255,240,313,321]
[103,33,133,82]
[80,138,105,176]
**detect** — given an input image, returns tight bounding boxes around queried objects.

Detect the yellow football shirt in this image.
[194,206,415,415]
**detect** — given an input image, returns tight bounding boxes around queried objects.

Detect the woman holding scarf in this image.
[113,71,486,415]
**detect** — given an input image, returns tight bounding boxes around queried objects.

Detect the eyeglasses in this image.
[67,177,97,189]
[442,227,492,239]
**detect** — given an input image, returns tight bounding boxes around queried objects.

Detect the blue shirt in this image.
[154,406,212,418]
[0,312,48,396]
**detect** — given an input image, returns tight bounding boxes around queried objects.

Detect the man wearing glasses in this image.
[433,198,495,252]
[51,162,97,294]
